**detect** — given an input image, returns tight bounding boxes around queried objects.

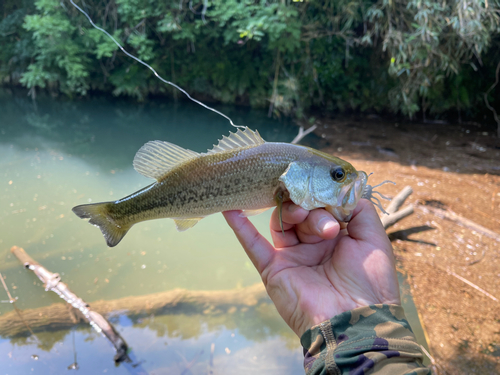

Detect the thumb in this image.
[346,199,389,246]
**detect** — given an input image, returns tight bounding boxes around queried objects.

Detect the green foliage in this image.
[365,0,500,117]
[21,0,90,94]
[1,0,500,121]
[0,1,34,82]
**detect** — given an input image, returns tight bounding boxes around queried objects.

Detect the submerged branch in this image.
[0,278,268,338]
[10,246,129,363]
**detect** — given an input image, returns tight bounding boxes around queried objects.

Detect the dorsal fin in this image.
[133,140,199,180]
[207,127,265,154]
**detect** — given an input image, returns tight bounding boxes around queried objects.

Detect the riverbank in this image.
[306,117,500,374]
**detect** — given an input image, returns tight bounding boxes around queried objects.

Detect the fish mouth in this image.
[336,171,368,211]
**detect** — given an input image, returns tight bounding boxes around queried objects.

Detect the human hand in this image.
[223,199,400,337]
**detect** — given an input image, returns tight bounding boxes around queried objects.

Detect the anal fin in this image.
[173,217,203,231]
[239,207,271,217]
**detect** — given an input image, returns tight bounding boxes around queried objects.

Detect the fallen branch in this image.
[446,268,498,302]
[411,257,500,304]
[382,205,414,229]
[11,246,129,363]
[417,205,500,242]
[291,125,317,144]
[381,185,414,229]
[385,186,413,214]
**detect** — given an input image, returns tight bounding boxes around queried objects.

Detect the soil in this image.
[308,117,500,375]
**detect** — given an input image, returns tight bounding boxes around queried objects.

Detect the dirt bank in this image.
[309,117,500,374]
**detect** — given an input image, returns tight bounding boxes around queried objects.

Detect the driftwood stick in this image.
[377,185,414,229]
[10,246,129,362]
[381,204,414,229]
[385,186,413,214]
[291,125,317,144]
[417,205,500,242]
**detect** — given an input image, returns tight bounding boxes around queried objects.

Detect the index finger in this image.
[223,210,275,274]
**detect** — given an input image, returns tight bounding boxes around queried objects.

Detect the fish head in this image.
[279,148,368,222]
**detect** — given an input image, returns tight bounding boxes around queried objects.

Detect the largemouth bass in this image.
[73,127,375,247]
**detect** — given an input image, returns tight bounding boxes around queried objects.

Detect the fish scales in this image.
[110,143,307,224]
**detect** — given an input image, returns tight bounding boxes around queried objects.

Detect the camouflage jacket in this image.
[300,304,430,375]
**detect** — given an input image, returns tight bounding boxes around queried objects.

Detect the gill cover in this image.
[278,161,368,222]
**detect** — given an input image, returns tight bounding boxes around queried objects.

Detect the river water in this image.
[0,90,428,374]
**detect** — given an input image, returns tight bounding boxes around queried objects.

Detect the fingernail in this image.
[288,204,299,213]
[317,217,336,232]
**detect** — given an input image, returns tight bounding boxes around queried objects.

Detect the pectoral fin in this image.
[275,190,285,237]
[173,218,204,231]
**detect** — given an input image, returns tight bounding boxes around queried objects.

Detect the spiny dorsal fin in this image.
[133,141,199,180]
[207,127,265,154]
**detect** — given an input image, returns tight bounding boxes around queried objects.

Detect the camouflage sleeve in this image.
[300,304,430,375]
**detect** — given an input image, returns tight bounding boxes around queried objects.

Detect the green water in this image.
[0,91,428,374]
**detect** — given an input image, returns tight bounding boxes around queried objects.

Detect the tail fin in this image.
[72,202,131,247]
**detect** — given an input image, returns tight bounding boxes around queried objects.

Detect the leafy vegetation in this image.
[1,0,499,123]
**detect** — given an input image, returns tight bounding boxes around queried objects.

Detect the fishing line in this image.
[68,0,244,129]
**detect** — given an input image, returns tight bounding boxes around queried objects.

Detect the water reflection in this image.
[2,300,302,375]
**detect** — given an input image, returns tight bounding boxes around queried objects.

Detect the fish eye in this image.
[330,167,346,182]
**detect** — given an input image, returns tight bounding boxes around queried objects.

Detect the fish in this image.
[72,127,388,247]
